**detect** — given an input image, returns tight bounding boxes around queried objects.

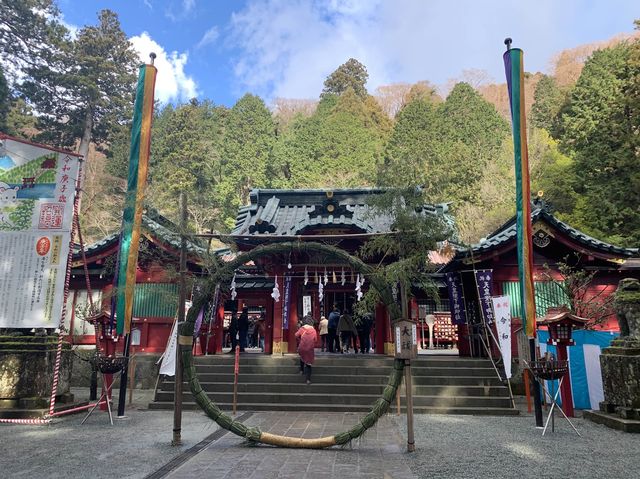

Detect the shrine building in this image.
[68,190,639,358]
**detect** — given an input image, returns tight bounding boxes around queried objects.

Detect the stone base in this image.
[600,342,640,409]
[0,335,73,402]
[584,409,640,433]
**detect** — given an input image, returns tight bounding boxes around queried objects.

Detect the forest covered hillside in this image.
[1,3,638,248]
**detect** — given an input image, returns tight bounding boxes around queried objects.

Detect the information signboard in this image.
[0,135,80,328]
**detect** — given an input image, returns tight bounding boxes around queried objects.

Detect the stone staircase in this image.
[149,354,518,416]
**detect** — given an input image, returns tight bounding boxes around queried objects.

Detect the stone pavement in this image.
[161,412,415,479]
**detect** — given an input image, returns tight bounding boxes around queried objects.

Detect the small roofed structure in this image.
[537,306,589,346]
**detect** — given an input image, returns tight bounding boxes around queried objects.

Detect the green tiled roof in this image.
[455,206,637,259]
[232,188,452,237]
[73,208,207,260]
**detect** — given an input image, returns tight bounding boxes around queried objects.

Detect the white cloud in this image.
[143,0,153,9]
[197,26,219,49]
[183,0,196,12]
[130,32,198,103]
[227,0,639,101]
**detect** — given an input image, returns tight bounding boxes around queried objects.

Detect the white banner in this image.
[158,319,178,376]
[0,136,80,328]
[492,295,512,379]
[302,295,311,317]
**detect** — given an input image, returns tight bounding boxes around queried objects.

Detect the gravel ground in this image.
[0,389,218,479]
[392,412,640,479]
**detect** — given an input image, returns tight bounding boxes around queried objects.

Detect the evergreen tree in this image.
[21,9,138,158]
[560,41,640,246]
[0,65,8,131]
[322,58,369,98]
[220,94,277,226]
[530,74,566,135]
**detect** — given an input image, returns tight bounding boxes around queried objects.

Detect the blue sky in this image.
[58,0,639,107]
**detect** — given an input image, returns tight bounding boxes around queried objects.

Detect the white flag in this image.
[158,319,178,376]
[492,296,512,379]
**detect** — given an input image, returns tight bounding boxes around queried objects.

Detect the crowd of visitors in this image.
[302,304,374,355]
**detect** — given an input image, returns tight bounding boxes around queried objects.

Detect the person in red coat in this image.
[296,315,318,385]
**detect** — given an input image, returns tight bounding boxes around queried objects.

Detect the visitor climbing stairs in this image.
[149,354,518,416]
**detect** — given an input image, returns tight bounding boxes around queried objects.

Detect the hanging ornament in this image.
[271,275,281,302]
[318,280,324,303]
[341,267,346,286]
[230,273,237,300]
[332,270,337,284]
[360,274,365,286]
[355,273,363,301]
[304,266,309,286]
[314,269,319,283]
[324,267,328,285]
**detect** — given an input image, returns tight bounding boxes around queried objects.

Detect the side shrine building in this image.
[69,189,639,358]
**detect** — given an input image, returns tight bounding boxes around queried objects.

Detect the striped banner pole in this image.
[503,38,543,427]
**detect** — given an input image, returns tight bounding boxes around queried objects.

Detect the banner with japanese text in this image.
[282,274,292,329]
[0,135,80,328]
[475,269,494,324]
[492,295,512,379]
[445,272,467,325]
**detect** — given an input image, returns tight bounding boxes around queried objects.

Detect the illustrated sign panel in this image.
[0,136,79,328]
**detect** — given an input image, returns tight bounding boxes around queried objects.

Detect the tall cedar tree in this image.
[21,10,138,159]
[220,94,276,227]
[560,40,640,247]
[530,74,566,135]
[322,58,369,98]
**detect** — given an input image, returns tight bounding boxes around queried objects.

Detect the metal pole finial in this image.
[504,38,512,51]
[149,52,157,65]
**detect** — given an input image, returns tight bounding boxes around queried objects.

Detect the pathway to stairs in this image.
[150,353,517,416]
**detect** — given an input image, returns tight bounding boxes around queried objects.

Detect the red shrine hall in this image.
[68,190,639,358]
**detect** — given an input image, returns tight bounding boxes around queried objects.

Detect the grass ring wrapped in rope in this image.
[179,241,404,448]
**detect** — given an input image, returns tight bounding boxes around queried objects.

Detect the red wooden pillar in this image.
[375,303,387,354]
[272,271,284,354]
[556,344,575,417]
[287,278,299,353]
[264,298,274,355]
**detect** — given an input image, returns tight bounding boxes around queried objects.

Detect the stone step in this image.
[192,355,494,369]
[167,373,503,386]
[159,381,509,396]
[148,401,519,416]
[153,390,513,408]
[192,364,498,377]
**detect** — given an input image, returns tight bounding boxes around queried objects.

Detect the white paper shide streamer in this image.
[355,273,363,301]
[304,266,309,285]
[324,268,328,285]
[271,275,281,303]
[341,267,346,286]
[230,273,237,300]
[318,280,324,303]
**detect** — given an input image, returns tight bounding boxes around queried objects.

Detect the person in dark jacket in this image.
[238,306,249,352]
[357,313,373,354]
[327,305,341,353]
[337,311,357,354]
[228,311,238,352]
